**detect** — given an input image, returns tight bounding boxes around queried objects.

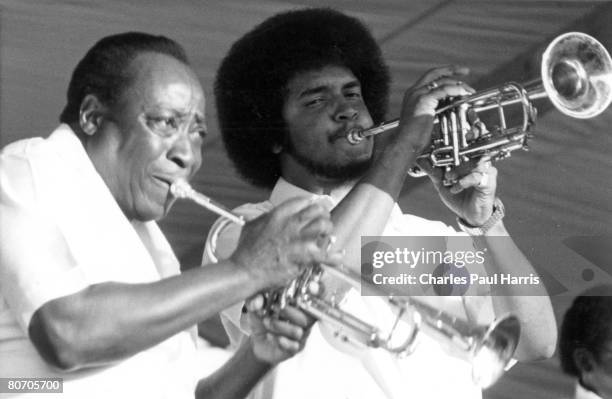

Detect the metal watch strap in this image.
[456,198,505,236]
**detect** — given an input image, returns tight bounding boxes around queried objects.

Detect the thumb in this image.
[414,157,443,184]
[246,293,266,313]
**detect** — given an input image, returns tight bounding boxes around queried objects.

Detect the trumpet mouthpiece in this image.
[170,179,192,199]
[346,127,365,144]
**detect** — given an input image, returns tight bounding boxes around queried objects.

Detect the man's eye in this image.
[346,92,362,99]
[305,98,325,107]
[147,116,178,132]
[191,128,207,139]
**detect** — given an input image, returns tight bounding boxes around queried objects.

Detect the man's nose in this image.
[333,100,359,122]
[167,132,199,171]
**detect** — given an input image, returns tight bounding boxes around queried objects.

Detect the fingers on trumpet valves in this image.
[467,120,488,140]
[275,335,301,353]
[313,233,336,251]
[299,214,333,240]
[307,280,322,296]
[262,316,305,341]
[447,170,489,192]
[291,197,334,236]
[324,254,346,273]
[416,65,470,88]
[294,201,329,225]
[465,109,489,140]
[447,161,495,193]
[418,66,475,91]
[277,306,315,329]
[425,78,475,95]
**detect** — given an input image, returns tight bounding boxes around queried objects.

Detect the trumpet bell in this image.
[542,32,612,119]
[471,315,521,389]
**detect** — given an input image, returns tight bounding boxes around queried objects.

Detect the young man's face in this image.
[280,65,374,182]
[86,52,206,221]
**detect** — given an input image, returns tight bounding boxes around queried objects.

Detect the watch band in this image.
[456,198,505,236]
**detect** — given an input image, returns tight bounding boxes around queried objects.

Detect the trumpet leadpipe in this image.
[346,120,399,144]
[170,179,245,226]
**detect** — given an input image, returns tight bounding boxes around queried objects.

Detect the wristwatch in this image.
[456,198,505,236]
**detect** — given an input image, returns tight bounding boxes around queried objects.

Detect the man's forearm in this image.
[29,260,267,370]
[331,133,421,273]
[195,338,272,399]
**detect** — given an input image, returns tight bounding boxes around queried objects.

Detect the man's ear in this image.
[78,94,106,136]
[574,348,595,374]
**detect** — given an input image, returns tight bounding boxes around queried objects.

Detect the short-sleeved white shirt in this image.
[0,125,200,398]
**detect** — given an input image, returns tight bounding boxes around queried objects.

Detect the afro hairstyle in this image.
[214,8,390,188]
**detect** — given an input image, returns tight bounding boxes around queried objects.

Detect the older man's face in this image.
[88,52,206,221]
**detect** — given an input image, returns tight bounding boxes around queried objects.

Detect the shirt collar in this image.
[269,177,353,207]
[48,124,100,179]
[576,382,602,399]
[47,124,180,274]
[268,177,405,223]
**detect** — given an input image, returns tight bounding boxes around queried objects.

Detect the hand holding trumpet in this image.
[229,196,344,290]
[247,304,315,365]
[423,156,498,227]
[388,65,501,227]
[391,65,475,155]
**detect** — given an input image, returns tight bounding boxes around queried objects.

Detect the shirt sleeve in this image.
[0,153,89,331]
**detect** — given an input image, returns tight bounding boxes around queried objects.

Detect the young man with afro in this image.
[205,8,557,399]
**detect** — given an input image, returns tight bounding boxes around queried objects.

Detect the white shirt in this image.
[203,178,490,399]
[0,125,200,398]
[576,383,604,399]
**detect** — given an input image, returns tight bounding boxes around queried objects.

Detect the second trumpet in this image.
[173,179,520,388]
[346,32,612,179]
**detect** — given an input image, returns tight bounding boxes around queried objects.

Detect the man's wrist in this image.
[246,336,277,369]
[457,198,505,236]
[227,256,268,294]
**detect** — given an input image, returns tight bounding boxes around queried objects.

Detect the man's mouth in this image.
[329,127,368,144]
[152,176,172,193]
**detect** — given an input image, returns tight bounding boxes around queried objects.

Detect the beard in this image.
[284,134,373,183]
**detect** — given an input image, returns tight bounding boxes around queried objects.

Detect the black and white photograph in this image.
[1,1,611,398]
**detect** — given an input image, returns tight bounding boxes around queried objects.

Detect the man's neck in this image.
[280,156,358,197]
[284,172,356,197]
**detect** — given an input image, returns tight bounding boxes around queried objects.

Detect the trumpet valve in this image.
[307,280,322,296]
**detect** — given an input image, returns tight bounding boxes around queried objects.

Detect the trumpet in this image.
[346,32,612,180]
[170,179,245,227]
[172,179,521,388]
[170,180,244,264]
